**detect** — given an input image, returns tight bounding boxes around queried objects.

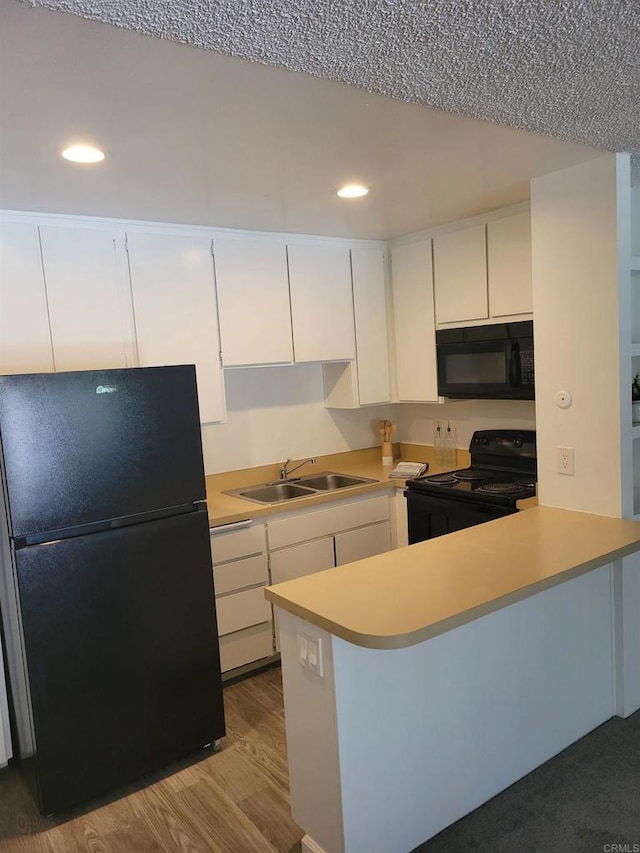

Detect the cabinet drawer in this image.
[210,523,266,563]
[335,520,391,566]
[270,537,335,584]
[268,494,390,550]
[213,553,269,596]
[219,622,273,673]
[216,586,272,636]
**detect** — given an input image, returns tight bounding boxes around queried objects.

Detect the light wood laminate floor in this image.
[0,665,303,852]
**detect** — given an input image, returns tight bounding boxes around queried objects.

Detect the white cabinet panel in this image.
[487,212,533,317]
[0,221,53,374]
[126,232,225,424]
[287,241,355,362]
[219,623,273,673]
[216,586,272,636]
[390,241,439,402]
[270,537,336,584]
[214,237,293,366]
[268,494,390,550]
[323,246,391,407]
[210,523,266,564]
[39,225,131,372]
[433,224,488,324]
[213,553,269,597]
[335,520,392,566]
[351,246,391,404]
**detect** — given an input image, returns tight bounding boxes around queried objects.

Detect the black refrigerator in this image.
[0,365,225,815]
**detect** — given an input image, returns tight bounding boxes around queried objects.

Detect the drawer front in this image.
[213,553,269,596]
[210,522,266,564]
[270,537,336,585]
[335,520,392,566]
[216,586,272,637]
[219,622,273,673]
[268,494,390,550]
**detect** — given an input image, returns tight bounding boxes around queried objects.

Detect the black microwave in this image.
[436,321,535,400]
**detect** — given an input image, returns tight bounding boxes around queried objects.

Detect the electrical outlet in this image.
[557,447,575,475]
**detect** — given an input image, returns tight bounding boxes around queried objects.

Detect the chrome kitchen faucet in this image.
[280,457,316,481]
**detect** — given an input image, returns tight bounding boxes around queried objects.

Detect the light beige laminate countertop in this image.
[264,506,640,650]
[205,445,537,527]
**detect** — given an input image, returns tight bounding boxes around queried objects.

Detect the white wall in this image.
[531,154,624,515]
[201,364,396,473]
[397,399,536,451]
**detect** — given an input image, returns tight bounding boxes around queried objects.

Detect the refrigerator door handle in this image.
[14,503,204,549]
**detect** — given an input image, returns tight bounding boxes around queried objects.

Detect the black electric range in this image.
[405,430,536,544]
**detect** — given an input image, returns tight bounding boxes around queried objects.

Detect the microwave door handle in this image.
[509,342,522,387]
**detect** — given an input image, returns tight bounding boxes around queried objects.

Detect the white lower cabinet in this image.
[335,520,391,566]
[210,522,274,675]
[270,537,336,585]
[267,494,393,649]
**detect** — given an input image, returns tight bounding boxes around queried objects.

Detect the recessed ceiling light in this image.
[61,144,105,163]
[337,184,369,199]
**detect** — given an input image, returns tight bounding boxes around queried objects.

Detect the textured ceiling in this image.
[19,0,640,155]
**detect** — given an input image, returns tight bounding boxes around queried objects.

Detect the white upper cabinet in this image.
[126,231,226,424]
[487,212,533,317]
[351,246,391,404]
[390,240,439,403]
[39,225,132,372]
[433,209,534,328]
[323,245,391,408]
[433,224,488,325]
[213,236,293,366]
[287,240,356,363]
[0,220,54,374]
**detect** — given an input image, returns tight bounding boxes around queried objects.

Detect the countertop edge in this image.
[265,508,640,650]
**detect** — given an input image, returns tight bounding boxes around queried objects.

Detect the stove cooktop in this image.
[406,430,537,507]
[408,467,536,505]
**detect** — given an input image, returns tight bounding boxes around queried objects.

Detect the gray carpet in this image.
[413,711,640,853]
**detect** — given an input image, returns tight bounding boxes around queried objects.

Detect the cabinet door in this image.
[269,537,335,584]
[215,586,272,636]
[0,220,54,374]
[126,232,226,424]
[487,212,533,317]
[335,520,391,566]
[433,224,488,324]
[219,623,273,674]
[39,225,132,372]
[214,237,293,366]
[287,241,355,362]
[390,241,439,402]
[351,246,391,404]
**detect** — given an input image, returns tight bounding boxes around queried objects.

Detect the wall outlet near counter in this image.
[557,447,575,475]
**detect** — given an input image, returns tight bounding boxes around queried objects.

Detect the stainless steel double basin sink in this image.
[224,472,378,505]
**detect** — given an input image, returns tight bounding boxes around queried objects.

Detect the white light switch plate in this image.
[297,631,323,677]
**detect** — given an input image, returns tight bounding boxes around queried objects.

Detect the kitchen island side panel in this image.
[331,564,614,853]
[277,563,615,853]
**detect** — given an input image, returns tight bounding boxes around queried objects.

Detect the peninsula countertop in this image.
[264,506,640,649]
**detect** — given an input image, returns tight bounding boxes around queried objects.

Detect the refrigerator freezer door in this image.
[0,366,206,539]
[13,510,224,814]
